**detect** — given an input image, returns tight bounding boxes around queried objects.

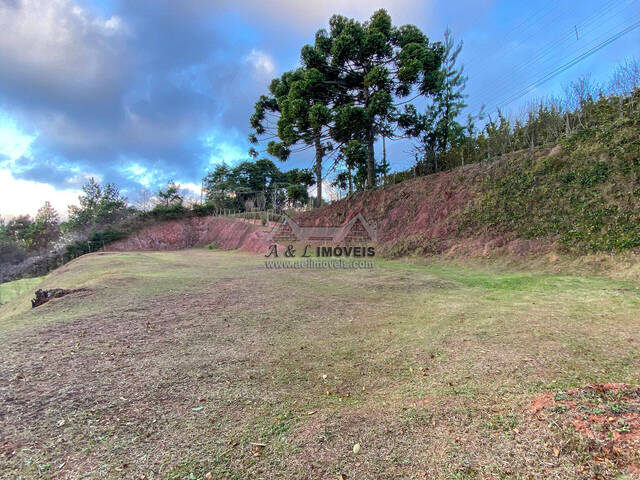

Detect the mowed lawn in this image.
[0,250,639,479]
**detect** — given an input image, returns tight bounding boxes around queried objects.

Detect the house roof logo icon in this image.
[268,213,377,243]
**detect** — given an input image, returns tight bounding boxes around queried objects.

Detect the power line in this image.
[464,0,572,70]
[494,18,640,109]
[470,0,629,105]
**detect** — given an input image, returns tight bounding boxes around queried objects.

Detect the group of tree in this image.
[1,159,318,269]
[414,58,640,176]
[64,178,131,234]
[326,57,639,187]
[202,159,314,212]
[0,202,61,264]
[1,178,133,268]
[249,9,640,197]
[0,161,314,279]
[250,9,454,198]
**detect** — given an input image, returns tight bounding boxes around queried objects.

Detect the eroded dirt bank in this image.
[106,216,272,253]
[292,160,527,257]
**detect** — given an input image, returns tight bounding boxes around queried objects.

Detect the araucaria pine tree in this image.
[400,27,467,173]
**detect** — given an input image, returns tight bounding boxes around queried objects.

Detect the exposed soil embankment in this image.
[106,216,271,253]
[294,136,640,260]
[294,159,537,257]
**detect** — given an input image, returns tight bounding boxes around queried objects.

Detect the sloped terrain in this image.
[295,147,556,257]
[106,216,272,253]
[1,250,639,478]
[296,102,640,259]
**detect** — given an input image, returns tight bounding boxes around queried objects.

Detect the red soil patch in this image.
[106,216,273,254]
[293,149,558,257]
[527,384,640,475]
[295,167,477,252]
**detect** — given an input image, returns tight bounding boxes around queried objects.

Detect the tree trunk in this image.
[382,135,387,182]
[366,128,375,190]
[314,134,323,208]
[348,166,353,195]
[443,103,450,153]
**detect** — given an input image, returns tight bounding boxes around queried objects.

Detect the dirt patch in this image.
[106,216,273,253]
[527,384,640,476]
[31,288,90,308]
[292,149,558,259]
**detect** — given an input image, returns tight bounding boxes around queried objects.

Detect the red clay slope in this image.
[293,159,550,257]
[107,216,272,254]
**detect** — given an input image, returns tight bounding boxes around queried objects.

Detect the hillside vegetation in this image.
[463,92,640,253]
[295,91,640,259]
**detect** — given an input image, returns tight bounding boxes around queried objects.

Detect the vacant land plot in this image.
[1,250,639,479]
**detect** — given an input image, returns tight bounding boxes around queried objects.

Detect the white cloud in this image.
[245,49,276,78]
[204,133,249,167]
[180,182,202,196]
[0,116,35,160]
[0,169,80,218]
[122,163,155,188]
[0,0,128,96]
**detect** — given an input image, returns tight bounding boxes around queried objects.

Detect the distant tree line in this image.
[1,156,317,280]
[0,202,61,265]
[202,159,314,212]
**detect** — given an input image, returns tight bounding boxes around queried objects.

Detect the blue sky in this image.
[0,0,638,216]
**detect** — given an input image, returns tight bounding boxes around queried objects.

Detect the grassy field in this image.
[0,250,639,479]
[0,276,43,305]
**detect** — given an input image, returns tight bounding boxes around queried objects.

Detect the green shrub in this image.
[148,204,188,219]
[193,203,216,217]
[64,229,124,260]
[460,99,640,253]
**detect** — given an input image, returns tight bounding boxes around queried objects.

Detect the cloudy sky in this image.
[0,0,638,216]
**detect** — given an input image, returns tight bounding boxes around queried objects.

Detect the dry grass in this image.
[0,250,639,479]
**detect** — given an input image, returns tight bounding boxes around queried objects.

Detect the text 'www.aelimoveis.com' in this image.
[265,259,374,269]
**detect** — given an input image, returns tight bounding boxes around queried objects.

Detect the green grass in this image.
[0,250,638,479]
[0,276,43,304]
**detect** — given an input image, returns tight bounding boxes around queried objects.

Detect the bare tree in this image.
[136,189,154,212]
[563,75,600,130]
[609,57,640,96]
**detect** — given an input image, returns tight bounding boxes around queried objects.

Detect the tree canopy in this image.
[250,9,445,195]
[250,66,335,207]
[65,178,129,232]
[203,159,314,211]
